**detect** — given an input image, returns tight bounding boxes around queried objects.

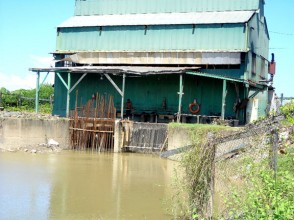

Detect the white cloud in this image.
[0,55,56,91]
[29,55,55,68]
[0,71,54,92]
[0,72,36,91]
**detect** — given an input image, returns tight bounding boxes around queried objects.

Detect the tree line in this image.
[0,84,54,113]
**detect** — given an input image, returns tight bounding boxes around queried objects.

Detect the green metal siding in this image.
[246,89,268,121]
[53,73,243,119]
[243,12,269,83]
[75,0,260,15]
[248,14,269,59]
[256,90,268,118]
[56,24,246,52]
[199,67,245,80]
[53,72,68,116]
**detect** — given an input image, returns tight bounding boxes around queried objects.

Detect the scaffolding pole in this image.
[221,79,227,120]
[121,74,126,119]
[177,74,184,123]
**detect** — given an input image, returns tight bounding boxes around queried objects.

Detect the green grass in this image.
[169,122,228,130]
[278,148,294,176]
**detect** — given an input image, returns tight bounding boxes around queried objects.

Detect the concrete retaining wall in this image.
[168,126,193,151]
[0,118,70,150]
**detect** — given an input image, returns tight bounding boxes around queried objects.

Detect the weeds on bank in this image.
[168,110,294,219]
[168,124,231,219]
[281,102,294,125]
[221,160,294,220]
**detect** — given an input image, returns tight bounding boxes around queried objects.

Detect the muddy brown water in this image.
[0,151,176,220]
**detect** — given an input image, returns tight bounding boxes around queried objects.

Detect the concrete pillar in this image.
[113,120,122,153]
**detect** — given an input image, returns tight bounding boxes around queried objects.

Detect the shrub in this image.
[222,161,294,220]
[280,102,294,124]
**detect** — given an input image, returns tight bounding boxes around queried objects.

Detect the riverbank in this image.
[0,140,63,154]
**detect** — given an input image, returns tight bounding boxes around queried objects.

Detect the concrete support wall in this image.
[114,120,135,152]
[167,126,193,151]
[0,118,70,150]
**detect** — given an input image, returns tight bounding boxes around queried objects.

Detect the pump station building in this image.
[31,0,273,124]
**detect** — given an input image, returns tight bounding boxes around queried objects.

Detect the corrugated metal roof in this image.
[30,66,200,75]
[58,11,255,28]
[74,0,260,16]
[186,71,245,83]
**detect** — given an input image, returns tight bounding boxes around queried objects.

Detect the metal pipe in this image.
[244,22,250,81]
[105,73,123,96]
[35,72,40,113]
[177,74,183,123]
[69,73,87,94]
[56,73,69,90]
[121,74,126,119]
[40,72,49,87]
[66,72,71,117]
[221,80,227,120]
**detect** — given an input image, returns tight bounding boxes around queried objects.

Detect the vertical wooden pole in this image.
[0,91,2,108]
[177,74,183,123]
[66,72,71,117]
[221,80,227,120]
[50,95,53,111]
[35,71,40,113]
[121,74,126,119]
[280,93,284,106]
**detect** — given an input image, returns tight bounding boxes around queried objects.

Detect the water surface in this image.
[0,151,176,220]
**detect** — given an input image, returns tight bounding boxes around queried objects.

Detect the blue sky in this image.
[0,0,293,97]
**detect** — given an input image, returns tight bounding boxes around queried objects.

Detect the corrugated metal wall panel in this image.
[56,24,246,52]
[53,72,243,119]
[246,89,268,123]
[243,13,269,84]
[248,14,269,59]
[75,0,260,15]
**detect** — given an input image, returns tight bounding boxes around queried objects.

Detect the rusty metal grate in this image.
[70,93,116,151]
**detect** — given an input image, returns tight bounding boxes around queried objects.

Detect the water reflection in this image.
[0,152,175,220]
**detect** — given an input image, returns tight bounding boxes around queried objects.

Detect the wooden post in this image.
[177,74,184,123]
[50,94,53,111]
[35,71,40,113]
[280,93,284,106]
[121,74,126,119]
[0,91,2,108]
[221,80,227,120]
